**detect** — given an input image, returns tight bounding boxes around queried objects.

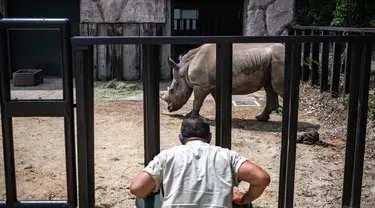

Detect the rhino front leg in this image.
[186,87,210,117]
[256,83,279,122]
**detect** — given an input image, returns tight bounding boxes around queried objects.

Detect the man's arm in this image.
[236,160,271,204]
[130,152,165,198]
[130,171,157,198]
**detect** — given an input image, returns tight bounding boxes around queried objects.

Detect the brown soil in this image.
[0,86,375,207]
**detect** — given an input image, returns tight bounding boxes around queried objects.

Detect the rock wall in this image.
[243,0,294,36]
[80,0,166,23]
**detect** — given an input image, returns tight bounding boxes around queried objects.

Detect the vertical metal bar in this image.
[142,44,160,208]
[75,46,95,208]
[278,43,293,208]
[285,42,302,208]
[0,22,17,206]
[311,30,319,86]
[331,39,343,96]
[294,29,303,81]
[342,43,362,207]
[60,21,77,207]
[302,30,311,82]
[142,44,160,165]
[344,33,353,94]
[320,30,329,92]
[215,43,233,149]
[351,43,373,207]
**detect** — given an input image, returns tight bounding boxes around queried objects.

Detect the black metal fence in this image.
[0,18,374,208]
[288,25,375,97]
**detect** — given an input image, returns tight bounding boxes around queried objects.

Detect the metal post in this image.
[60,20,77,207]
[278,42,301,208]
[285,42,302,208]
[302,30,311,82]
[344,33,353,94]
[278,42,293,208]
[331,36,343,96]
[142,44,160,165]
[320,30,329,92]
[75,46,95,208]
[311,30,319,86]
[142,44,161,208]
[215,43,233,149]
[0,18,17,206]
[342,43,362,207]
[351,43,372,207]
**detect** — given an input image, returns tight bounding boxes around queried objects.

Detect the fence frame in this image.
[71,33,374,208]
[0,18,77,208]
[0,18,373,208]
[289,25,375,97]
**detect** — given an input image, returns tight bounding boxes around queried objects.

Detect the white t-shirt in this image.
[142,140,247,207]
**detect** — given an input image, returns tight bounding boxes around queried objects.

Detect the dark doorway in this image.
[171,0,243,61]
[7,0,80,77]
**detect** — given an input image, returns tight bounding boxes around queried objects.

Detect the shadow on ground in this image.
[165,114,320,132]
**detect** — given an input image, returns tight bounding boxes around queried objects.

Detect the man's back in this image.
[143,140,246,207]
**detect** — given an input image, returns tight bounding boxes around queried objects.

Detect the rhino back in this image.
[186,43,276,94]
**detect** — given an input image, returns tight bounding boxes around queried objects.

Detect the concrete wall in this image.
[80,0,172,81]
[243,0,294,36]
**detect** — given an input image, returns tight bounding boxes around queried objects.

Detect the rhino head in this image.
[160,55,193,112]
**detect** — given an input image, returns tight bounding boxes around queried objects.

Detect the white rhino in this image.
[160,43,285,122]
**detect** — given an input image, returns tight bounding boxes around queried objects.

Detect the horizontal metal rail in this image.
[290,25,375,33]
[71,35,375,46]
[0,18,70,30]
[0,200,69,208]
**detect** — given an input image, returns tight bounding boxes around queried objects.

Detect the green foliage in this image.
[369,95,375,120]
[303,56,320,68]
[331,1,358,26]
[296,0,375,27]
[272,106,283,115]
[295,0,336,26]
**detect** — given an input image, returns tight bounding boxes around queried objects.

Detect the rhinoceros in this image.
[159,43,285,122]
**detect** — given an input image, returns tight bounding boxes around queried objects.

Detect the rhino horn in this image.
[168,57,179,70]
[179,54,184,62]
[160,92,166,100]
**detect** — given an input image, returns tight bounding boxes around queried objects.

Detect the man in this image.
[130,115,270,207]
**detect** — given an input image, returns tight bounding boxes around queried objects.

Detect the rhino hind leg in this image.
[256,83,279,122]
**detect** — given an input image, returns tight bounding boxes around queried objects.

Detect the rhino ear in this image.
[179,54,184,62]
[168,57,179,70]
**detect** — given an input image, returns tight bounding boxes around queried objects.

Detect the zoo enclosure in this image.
[288,25,375,97]
[0,18,374,208]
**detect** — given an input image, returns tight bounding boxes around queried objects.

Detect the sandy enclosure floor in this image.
[1,88,375,207]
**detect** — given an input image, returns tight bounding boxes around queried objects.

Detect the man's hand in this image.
[233,191,246,205]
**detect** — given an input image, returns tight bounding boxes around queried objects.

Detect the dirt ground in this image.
[0,81,375,208]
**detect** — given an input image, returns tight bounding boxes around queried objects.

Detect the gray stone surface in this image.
[248,0,275,9]
[265,0,293,36]
[244,0,293,36]
[80,0,166,23]
[245,9,267,36]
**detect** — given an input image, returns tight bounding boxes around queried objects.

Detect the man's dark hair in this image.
[180,115,210,139]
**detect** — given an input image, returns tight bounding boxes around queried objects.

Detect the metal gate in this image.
[0,18,77,207]
[1,18,374,208]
